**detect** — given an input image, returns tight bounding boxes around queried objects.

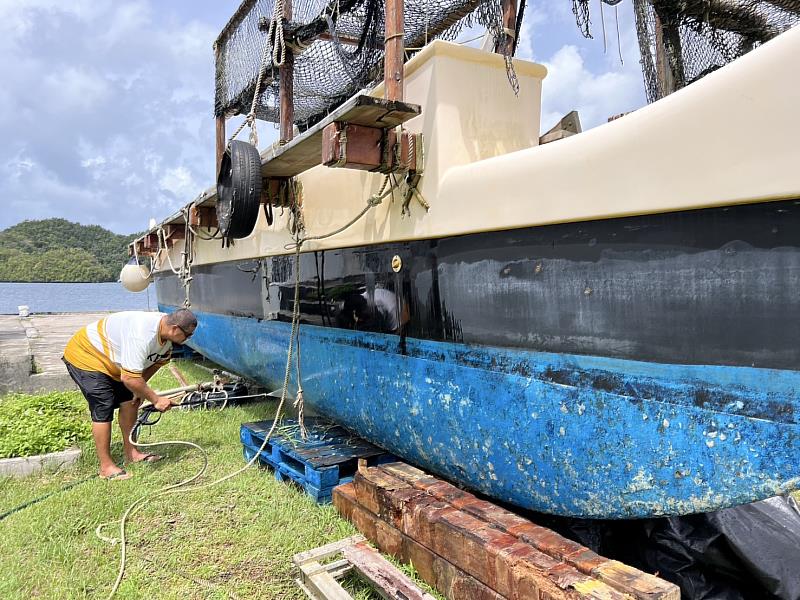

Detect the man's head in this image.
[161,309,197,343]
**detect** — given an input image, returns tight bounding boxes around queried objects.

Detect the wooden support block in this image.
[143,232,159,250]
[164,224,186,241]
[322,122,386,171]
[380,461,428,481]
[353,469,427,528]
[334,484,505,600]
[342,465,679,600]
[189,205,218,229]
[404,497,457,552]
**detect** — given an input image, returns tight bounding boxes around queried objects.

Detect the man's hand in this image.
[153,396,173,412]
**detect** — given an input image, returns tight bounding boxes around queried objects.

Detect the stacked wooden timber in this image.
[333,461,680,600]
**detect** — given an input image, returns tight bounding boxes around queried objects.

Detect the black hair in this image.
[165,309,197,331]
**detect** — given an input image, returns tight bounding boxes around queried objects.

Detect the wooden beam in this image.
[384,0,404,101]
[342,464,682,600]
[315,32,382,48]
[343,542,437,600]
[280,0,295,143]
[164,224,186,241]
[497,0,517,55]
[190,205,218,229]
[215,114,226,179]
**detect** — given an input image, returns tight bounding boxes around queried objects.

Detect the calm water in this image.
[0,282,156,314]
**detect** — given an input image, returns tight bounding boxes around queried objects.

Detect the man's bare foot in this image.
[99,467,131,481]
[125,451,163,464]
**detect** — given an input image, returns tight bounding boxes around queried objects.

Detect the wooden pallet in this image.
[241,418,394,502]
[293,535,437,600]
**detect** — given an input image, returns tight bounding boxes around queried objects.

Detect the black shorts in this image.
[63,359,134,423]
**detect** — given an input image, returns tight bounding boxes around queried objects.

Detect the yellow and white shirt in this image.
[63,311,172,380]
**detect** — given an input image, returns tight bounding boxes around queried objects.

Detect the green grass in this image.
[0,390,92,458]
[0,361,442,600]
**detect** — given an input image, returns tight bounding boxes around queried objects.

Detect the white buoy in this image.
[18,305,30,317]
[120,261,151,292]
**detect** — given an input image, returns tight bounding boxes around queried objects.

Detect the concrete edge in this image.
[0,447,82,478]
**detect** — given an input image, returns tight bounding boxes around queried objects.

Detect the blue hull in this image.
[180,309,800,519]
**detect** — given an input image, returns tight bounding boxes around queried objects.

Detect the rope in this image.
[267,0,287,67]
[157,228,182,276]
[615,4,624,65]
[100,432,209,599]
[103,245,307,598]
[227,13,277,148]
[132,236,158,280]
[286,175,399,250]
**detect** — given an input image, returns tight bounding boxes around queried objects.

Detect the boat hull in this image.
[175,312,799,518]
[155,199,800,518]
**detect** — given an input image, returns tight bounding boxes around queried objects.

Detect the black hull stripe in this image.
[156,199,800,370]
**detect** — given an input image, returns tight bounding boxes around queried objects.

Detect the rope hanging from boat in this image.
[226,18,276,150]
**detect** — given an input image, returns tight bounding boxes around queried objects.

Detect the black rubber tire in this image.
[216,140,262,239]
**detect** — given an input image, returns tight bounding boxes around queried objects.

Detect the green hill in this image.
[0,219,140,283]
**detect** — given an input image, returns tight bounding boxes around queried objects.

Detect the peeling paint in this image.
[183,311,800,519]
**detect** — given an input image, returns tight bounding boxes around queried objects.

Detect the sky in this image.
[0,0,646,235]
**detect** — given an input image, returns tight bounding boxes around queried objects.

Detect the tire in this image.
[216,140,262,239]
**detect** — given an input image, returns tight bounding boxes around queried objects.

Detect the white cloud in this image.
[539,44,641,130]
[516,1,646,131]
[81,156,107,169]
[44,67,112,112]
[159,166,197,199]
[0,1,231,234]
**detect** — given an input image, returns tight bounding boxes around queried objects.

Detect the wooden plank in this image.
[216,114,226,178]
[591,562,680,600]
[260,95,420,178]
[343,541,437,600]
[302,558,352,578]
[305,569,352,600]
[293,534,366,565]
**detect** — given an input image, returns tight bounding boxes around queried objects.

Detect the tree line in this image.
[0,219,140,283]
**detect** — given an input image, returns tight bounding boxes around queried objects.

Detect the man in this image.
[62,309,197,480]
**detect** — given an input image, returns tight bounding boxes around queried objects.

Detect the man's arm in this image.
[142,363,163,383]
[121,373,172,412]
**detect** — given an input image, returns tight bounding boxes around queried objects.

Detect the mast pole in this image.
[497,0,518,55]
[280,0,295,143]
[214,43,226,176]
[384,0,405,101]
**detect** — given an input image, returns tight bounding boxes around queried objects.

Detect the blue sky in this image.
[0,0,645,234]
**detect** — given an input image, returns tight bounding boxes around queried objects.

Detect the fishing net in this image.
[215,0,517,131]
[572,0,800,103]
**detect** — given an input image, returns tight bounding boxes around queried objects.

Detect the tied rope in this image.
[227,12,278,149]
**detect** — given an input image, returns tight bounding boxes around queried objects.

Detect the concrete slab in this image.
[0,447,82,478]
[0,312,109,394]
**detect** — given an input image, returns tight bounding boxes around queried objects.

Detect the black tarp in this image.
[521,496,800,599]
